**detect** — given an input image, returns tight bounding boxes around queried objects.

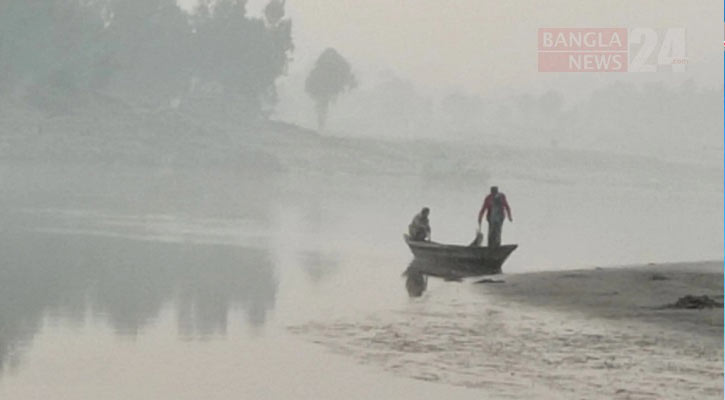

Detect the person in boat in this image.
[477,186,512,247]
[408,207,431,241]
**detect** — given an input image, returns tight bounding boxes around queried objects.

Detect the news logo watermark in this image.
[538,28,687,72]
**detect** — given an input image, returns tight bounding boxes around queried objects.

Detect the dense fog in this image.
[0,1,721,396]
[0,0,720,164]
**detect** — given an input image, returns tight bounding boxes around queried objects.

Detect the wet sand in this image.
[293,261,724,399]
[483,261,724,337]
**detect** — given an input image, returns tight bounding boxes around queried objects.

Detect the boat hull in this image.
[404,234,517,278]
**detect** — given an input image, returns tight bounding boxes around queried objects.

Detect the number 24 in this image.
[629,28,686,72]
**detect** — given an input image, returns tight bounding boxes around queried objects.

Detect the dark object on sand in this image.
[474,278,506,284]
[666,295,723,309]
[404,234,517,277]
[650,273,669,281]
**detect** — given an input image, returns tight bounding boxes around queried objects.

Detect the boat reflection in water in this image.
[402,235,518,297]
[402,261,429,297]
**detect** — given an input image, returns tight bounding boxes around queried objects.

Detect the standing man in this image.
[408,207,431,241]
[478,186,512,247]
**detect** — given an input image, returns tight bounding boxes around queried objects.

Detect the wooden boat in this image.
[404,234,517,278]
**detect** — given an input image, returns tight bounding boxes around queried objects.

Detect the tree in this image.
[0,0,111,93]
[264,0,285,26]
[0,0,294,117]
[190,0,293,113]
[305,48,356,130]
[104,0,194,102]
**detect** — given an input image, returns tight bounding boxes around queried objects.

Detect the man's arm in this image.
[502,195,512,222]
[477,196,490,225]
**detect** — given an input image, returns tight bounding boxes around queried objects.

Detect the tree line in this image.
[0,0,293,115]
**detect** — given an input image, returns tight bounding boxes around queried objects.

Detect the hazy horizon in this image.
[211,0,722,93]
[0,2,721,399]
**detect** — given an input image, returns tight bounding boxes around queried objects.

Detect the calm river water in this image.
[0,158,720,399]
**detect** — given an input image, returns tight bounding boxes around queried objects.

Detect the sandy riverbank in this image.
[479,261,723,337]
[292,261,724,399]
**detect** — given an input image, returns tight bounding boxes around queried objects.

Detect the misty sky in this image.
[180,0,722,97]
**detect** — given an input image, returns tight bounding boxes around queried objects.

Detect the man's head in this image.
[421,207,430,217]
[490,186,499,194]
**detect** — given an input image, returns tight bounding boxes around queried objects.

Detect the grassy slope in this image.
[0,94,720,195]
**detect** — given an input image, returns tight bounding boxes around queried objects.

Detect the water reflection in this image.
[300,251,339,283]
[404,257,481,297]
[403,265,428,297]
[0,229,277,373]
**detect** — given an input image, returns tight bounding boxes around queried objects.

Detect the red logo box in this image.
[538,28,628,72]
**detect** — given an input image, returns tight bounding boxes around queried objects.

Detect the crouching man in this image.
[408,207,431,241]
